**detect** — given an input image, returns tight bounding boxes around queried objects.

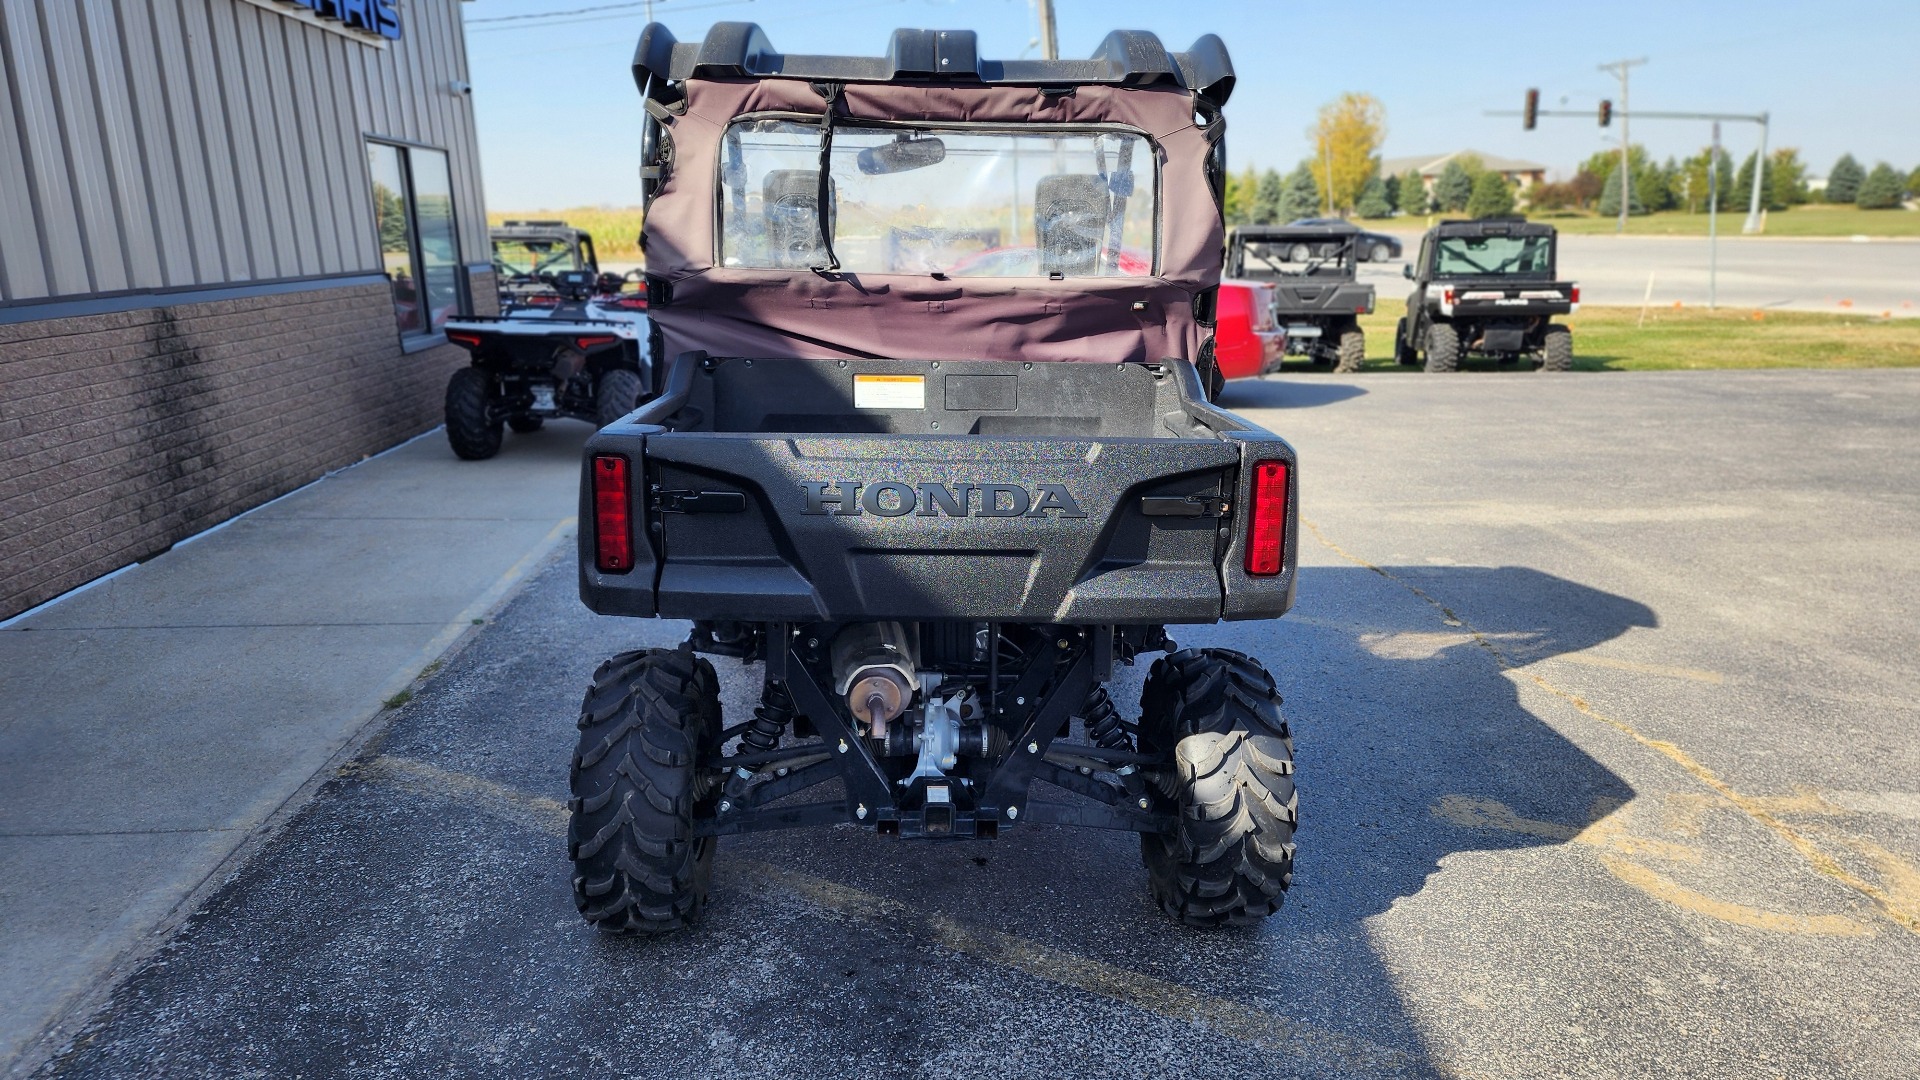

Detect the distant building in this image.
[1382,150,1551,196]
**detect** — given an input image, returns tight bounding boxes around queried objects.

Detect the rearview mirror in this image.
[856,136,947,175]
[1402,264,1414,279]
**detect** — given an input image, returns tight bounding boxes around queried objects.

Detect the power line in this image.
[468,0,756,30]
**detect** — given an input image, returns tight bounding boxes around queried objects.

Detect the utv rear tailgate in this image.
[1440,281,1578,317]
[579,357,1296,624]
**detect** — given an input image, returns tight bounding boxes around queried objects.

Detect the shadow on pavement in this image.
[1218,377,1368,410]
[32,561,1651,1079]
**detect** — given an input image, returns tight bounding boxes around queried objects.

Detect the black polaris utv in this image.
[570,22,1298,932]
[489,219,603,312]
[1395,217,1577,372]
[1226,225,1374,372]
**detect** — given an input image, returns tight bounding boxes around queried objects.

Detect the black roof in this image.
[631,22,1234,106]
[1432,217,1555,238]
[1231,225,1360,242]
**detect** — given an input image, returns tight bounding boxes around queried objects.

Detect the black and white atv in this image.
[440,268,653,460]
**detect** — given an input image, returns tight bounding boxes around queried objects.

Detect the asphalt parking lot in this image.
[30,371,1920,1079]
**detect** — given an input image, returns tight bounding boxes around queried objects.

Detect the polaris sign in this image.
[273,0,401,40]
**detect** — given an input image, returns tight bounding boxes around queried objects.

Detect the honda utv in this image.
[569,22,1300,931]
[1226,225,1374,372]
[1395,218,1578,373]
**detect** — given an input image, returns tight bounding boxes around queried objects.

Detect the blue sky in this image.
[463,0,1920,210]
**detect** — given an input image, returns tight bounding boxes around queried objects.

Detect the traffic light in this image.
[1599,99,1613,127]
[1524,88,1539,130]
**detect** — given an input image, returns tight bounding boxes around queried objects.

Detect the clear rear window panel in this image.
[1432,235,1555,278]
[716,118,1159,277]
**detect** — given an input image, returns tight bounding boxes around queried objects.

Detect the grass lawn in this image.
[1294,306,1920,373]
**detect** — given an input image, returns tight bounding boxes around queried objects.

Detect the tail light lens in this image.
[1570,286,1581,305]
[592,454,634,574]
[1245,460,1290,577]
[574,335,619,350]
[446,331,483,349]
[1442,288,1455,306]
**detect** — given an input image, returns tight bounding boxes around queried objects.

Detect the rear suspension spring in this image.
[725,680,796,797]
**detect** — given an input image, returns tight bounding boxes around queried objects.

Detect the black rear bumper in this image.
[578,355,1297,625]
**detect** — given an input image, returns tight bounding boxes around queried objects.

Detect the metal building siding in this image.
[0,0,490,305]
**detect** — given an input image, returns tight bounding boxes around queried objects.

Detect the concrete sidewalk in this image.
[0,422,589,1071]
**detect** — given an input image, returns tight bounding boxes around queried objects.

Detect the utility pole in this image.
[1035,0,1058,60]
[645,0,654,22]
[1598,57,1648,233]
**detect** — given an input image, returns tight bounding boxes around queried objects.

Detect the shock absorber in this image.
[1082,686,1129,753]
[1080,685,1152,803]
[725,679,795,799]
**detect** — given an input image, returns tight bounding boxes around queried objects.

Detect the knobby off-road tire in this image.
[1424,322,1461,373]
[568,647,722,934]
[507,414,544,434]
[1394,317,1419,366]
[595,368,645,428]
[1138,648,1296,927]
[1334,325,1366,373]
[444,367,502,460]
[1541,325,1574,372]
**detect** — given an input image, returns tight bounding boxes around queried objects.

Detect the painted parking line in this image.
[344,754,1428,1076]
[1305,518,1920,937]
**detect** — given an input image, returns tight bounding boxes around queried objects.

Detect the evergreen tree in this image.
[1597,165,1645,216]
[1355,175,1393,218]
[1251,168,1285,224]
[1768,149,1809,208]
[1825,154,1864,203]
[1465,173,1516,218]
[1854,162,1906,210]
[1381,172,1401,211]
[1396,168,1429,214]
[1277,163,1321,222]
[1635,162,1674,213]
[1907,164,1920,199]
[1433,160,1473,213]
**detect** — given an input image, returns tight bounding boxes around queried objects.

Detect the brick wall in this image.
[0,274,493,618]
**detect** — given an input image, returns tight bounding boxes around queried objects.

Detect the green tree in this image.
[1906,164,1920,198]
[1382,172,1401,211]
[1433,160,1474,212]
[1396,168,1429,214]
[1854,162,1907,210]
[1251,168,1286,224]
[1224,166,1258,225]
[1356,174,1393,218]
[1825,154,1864,203]
[1597,164,1646,216]
[1465,172,1516,218]
[1768,149,1810,207]
[1636,160,1675,213]
[1277,163,1321,222]
[1676,147,1736,213]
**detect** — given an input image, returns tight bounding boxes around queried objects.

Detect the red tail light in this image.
[574,335,619,350]
[1570,286,1581,304]
[1442,288,1455,306]
[592,454,634,574]
[446,331,483,349]
[1245,460,1290,577]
